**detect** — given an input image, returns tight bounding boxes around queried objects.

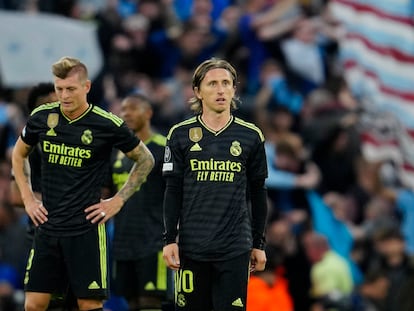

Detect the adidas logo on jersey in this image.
[88,281,100,289]
[231,298,244,307]
[190,143,202,151]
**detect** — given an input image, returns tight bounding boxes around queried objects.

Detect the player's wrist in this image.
[113,194,126,208]
[163,235,177,246]
[253,236,266,250]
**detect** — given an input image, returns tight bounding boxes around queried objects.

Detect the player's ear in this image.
[194,87,202,100]
[85,80,92,93]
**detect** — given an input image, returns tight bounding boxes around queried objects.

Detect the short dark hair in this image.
[27,82,55,113]
[372,225,404,243]
[363,267,387,284]
[123,92,153,110]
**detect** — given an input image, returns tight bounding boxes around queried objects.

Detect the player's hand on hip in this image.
[84,196,123,224]
[250,248,267,272]
[163,243,180,270]
[26,199,48,226]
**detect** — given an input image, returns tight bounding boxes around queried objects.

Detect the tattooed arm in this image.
[12,137,48,226]
[85,141,155,224]
[117,141,155,202]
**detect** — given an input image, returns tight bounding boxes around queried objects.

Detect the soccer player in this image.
[108,93,172,310]
[162,58,268,311]
[11,56,155,311]
[9,82,77,311]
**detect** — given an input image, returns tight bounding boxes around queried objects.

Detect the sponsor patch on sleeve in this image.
[163,162,173,172]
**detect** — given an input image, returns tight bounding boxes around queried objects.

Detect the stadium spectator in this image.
[302,230,354,310]
[247,245,293,311]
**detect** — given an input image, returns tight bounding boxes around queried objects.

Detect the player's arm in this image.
[10,158,42,206]
[162,176,183,270]
[9,158,28,207]
[86,141,154,223]
[11,137,48,226]
[117,140,155,202]
[249,178,268,272]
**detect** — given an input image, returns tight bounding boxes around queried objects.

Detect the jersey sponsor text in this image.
[43,140,91,167]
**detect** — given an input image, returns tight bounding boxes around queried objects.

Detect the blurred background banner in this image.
[0,9,103,88]
[330,0,414,190]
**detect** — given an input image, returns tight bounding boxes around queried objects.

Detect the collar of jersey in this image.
[198,114,233,135]
[60,103,93,123]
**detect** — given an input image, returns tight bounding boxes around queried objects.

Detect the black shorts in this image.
[112,251,171,300]
[24,224,109,300]
[174,251,250,311]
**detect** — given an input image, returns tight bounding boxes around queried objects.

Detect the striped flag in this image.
[329,0,414,189]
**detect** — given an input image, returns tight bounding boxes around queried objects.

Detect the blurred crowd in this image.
[0,0,413,311]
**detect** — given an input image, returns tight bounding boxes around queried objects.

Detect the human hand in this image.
[296,162,320,189]
[250,248,266,272]
[25,198,48,226]
[84,196,123,224]
[163,243,180,270]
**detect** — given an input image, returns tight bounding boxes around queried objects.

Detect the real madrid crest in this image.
[189,127,202,151]
[46,113,59,136]
[230,140,242,156]
[81,129,93,145]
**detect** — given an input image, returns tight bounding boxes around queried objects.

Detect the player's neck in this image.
[200,111,232,132]
[137,126,153,143]
[62,102,89,120]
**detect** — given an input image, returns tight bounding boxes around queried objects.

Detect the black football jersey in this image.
[21,102,139,237]
[110,133,166,259]
[163,115,267,260]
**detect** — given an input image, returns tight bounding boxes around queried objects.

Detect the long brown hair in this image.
[189,58,240,114]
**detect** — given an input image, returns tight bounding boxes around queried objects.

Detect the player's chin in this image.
[213,106,228,113]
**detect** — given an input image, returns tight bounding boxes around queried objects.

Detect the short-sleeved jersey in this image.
[21,102,140,237]
[109,133,166,260]
[162,115,267,261]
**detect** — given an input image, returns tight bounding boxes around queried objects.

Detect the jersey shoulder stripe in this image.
[92,106,123,127]
[147,133,167,146]
[167,116,197,139]
[234,117,265,142]
[30,102,59,116]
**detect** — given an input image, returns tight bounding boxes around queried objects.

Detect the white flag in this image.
[0,10,103,87]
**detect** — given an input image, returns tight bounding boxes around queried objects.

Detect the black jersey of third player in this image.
[110,133,166,260]
[21,102,139,237]
[163,115,267,261]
